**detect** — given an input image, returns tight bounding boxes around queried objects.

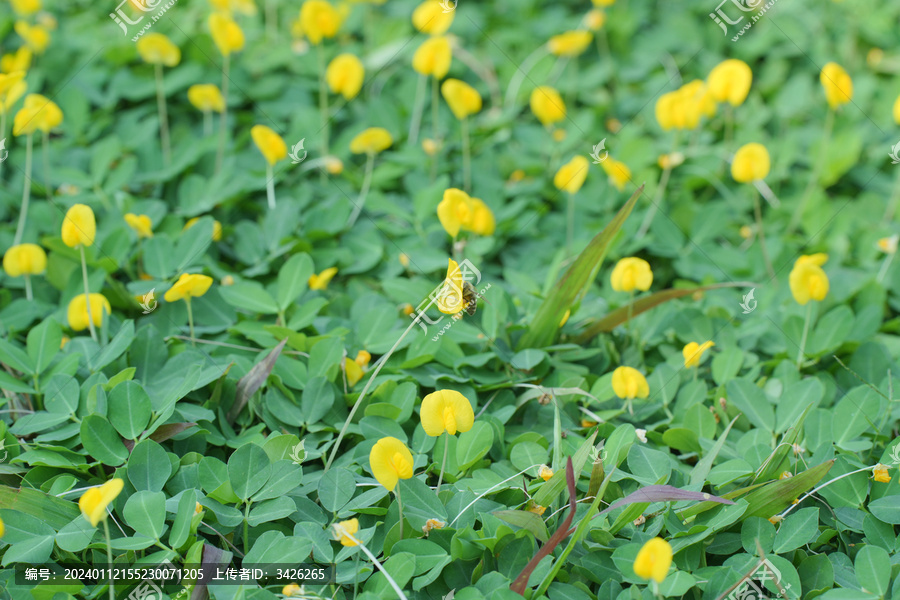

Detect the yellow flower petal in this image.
[420,389,474,436]
[369,437,414,492]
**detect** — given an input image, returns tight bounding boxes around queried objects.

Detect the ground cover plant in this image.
[1,0,900,599]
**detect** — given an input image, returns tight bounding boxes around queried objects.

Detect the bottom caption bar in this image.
[16,563,335,586]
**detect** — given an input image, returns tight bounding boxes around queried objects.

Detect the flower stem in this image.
[395,485,404,540]
[324,316,421,471]
[317,44,329,181]
[883,165,900,221]
[42,130,52,201]
[791,107,835,233]
[435,431,448,496]
[266,163,276,210]
[265,0,277,38]
[348,151,374,227]
[80,245,98,343]
[203,110,212,137]
[877,250,895,283]
[243,501,251,554]
[186,297,196,347]
[753,186,775,281]
[566,192,575,256]
[345,534,409,600]
[461,116,471,193]
[103,518,115,600]
[431,75,440,146]
[154,63,172,166]
[13,133,33,246]
[724,104,734,152]
[215,54,230,174]
[408,74,427,146]
[796,302,812,369]
[24,274,32,301]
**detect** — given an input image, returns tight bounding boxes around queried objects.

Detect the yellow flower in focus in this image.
[68,294,112,332]
[1,48,31,75]
[873,464,891,483]
[611,366,650,401]
[136,33,181,67]
[412,0,454,35]
[326,53,365,100]
[209,13,245,56]
[332,518,360,546]
[15,22,50,54]
[441,78,482,120]
[538,465,553,481]
[731,142,770,183]
[164,273,213,302]
[251,124,288,166]
[3,243,46,277]
[11,0,41,16]
[683,341,714,368]
[633,537,672,583]
[22,93,63,132]
[601,157,630,191]
[820,62,853,109]
[309,266,338,290]
[437,188,473,237]
[283,584,304,597]
[420,389,474,436]
[344,357,363,386]
[184,217,223,241]
[349,127,393,154]
[877,235,898,254]
[468,198,495,236]
[707,59,752,106]
[530,86,566,126]
[369,436,414,492]
[124,213,153,239]
[436,258,464,315]
[61,204,96,248]
[412,36,452,79]
[554,156,590,194]
[789,254,829,306]
[584,9,605,30]
[547,31,593,57]
[300,0,342,45]
[79,479,124,527]
[188,84,225,113]
[610,257,652,292]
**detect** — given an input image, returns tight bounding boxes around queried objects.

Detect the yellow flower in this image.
[332,518,360,546]
[282,584,303,597]
[188,84,225,113]
[3,243,46,277]
[11,0,41,16]
[468,198,495,236]
[1,48,31,75]
[584,10,606,31]
[538,465,553,481]
[324,156,343,174]
[61,204,96,248]
[195,502,204,514]
[437,188,473,237]
[422,518,445,534]
[707,59,752,106]
[164,273,213,302]
[209,13,245,56]
[820,62,853,109]
[0,514,3,538]
[436,258,464,315]
[221,275,234,286]
[0,71,26,101]
[683,341,714,368]
[349,127,393,154]
[441,78,482,120]
[554,156,590,194]
[789,254,829,305]
[420,389,474,436]
[530,86,566,126]
[300,0,342,45]
[592,0,615,5]
[547,31,593,57]
[68,294,112,332]
[251,124,288,166]
[79,479,124,527]
[124,213,153,239]
[894,94,900,125]
[610,257,652,292]
[326,53,365,100]
[526,501,546,515]
[633,537,672,583]
[681,80,716,120]
[136,33,181,67]
[309,266,338,290]
[412,36,452,79]
[612,366,650,401]
[355,350,371,367]
[877,235,898,254]
[601,157,631,191]
[731,143,770,183]
[581,419,597,428]
[402,303,414,316]
[873,464,891,483]
[412,0,454,35]
[22,93,63,132]
[344,357,363,386]
[184,217,223,241]
[209,0,258,15]
[654,91,680,131]
[15,22,50,54]
[657,152,685,170]
[369,436,414,492]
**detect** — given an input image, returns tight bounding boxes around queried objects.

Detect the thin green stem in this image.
[42,130,52,201]
[80,245,98,342]
[395,485,404,540]
[431,75,439,146]
[265,0,277,37]
[753,186,775,281]
[883,166,900,221]
[461,116,471,193]
[566,192,575,256]
[435,431,448,495]
[408,74,427,145]
[186,297,196,346]
[877,250,895,283]
[348,151,374,227]
[154,63,172,166]
[24,274,32,301]
[266,163,276,210]
[103,518,115,600]
[724,104,734,152]
[791,108,835,232]
[13,133,33,246]
[796,302,812,369]
[215,54,230,174]
[317,44,329,175]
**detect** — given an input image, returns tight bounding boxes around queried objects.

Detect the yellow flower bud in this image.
[309,266,338,290]
[324,156,343,174]
[61,204,96,248]
[552,128,566,142]
[731,142,770,183]
[683,341,714,368]
[283,584,304,597]
[344,356,363,386]
[633,537,672,583]
[3,243,46,277]
[79,479,124,527]
[136,33,181,67]
[349,127,393,154]
[209,12,245,56]
[332,518,360,546]
[124,213,153,239]
[1,48,31,75]
[441,78,482,120]
[300,0,342,45]
[707,59,752,106]
[611,366,650,401]
[412,0,454,35]
[820,62,853,109]
[553,155,590,194]
[530,86,566,126]
[164,273,213,302]
[221,275,235,286]
[188,84,225,113]
[412,36,452,79]
[789,254,829,305]
[251,124,288,166]
[547,31,592,57]
[68,294,112,332]
[610,257,652,292]
[355,350,371,367]
[326,53,365,100]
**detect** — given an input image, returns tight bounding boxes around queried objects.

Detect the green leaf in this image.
[90,320,135,371]
[519,186,642,349]
[123,490,167,540]
[248,496,297,526]
[853,545,891,597]
[457,422,494,471]
[395,476,447,531]
[741,517,776,555]
[318,467,356,512]
[0,337,35,374]
[219,281,280,314]
[128,439,172,492]
[302,376,335,426]
[726,379,775,432]
[867,495,900,524]
[108,380,152,440]
[365,552,416,597]
[174,218,213,272]
[168,489,197,549]
[772,507,819,554]
[55,516,97,552]
[80,415,128,466]
[493,510,550,543]
[711,346,743,386]
[243,531,313,566]
[26,318,62,375]
[228,443,272,501]
[277,253,314,311]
